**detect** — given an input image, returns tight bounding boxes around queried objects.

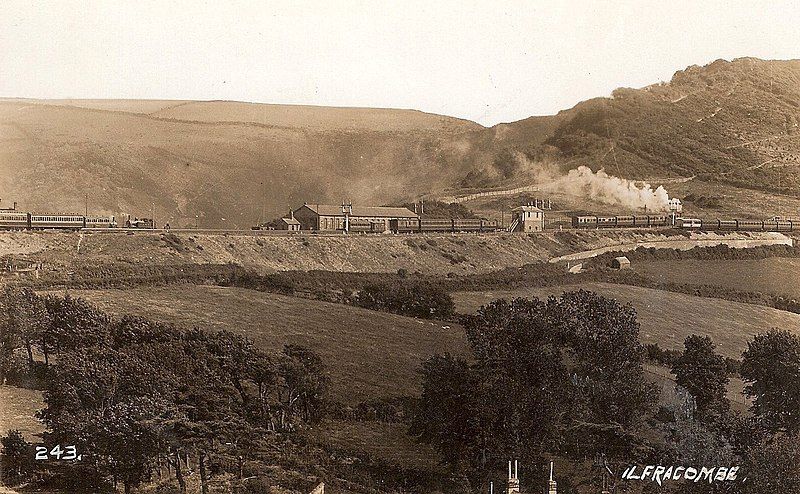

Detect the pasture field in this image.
[0,385,45,440]
[66,286,468,405]
[451,282,800,358]
[633,257,800,300]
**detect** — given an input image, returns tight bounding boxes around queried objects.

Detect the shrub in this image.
[645,343,681,367]
[356,282,454,319]
[1,430,34,482]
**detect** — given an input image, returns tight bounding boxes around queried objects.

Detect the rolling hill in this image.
[63,285,469,404]
[2,57,800,227]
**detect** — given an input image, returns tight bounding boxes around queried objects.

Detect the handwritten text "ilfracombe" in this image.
[622,465,740,486]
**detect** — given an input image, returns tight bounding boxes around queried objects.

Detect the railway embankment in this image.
[549,231,793,263]
[0,229,792,278]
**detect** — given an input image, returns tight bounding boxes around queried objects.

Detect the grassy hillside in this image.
[533,58,800,192]
[64,285,468,404]
[0,385,45,440]
[0,99,487,228]
[451,282,800,358]
[5,229,764,277]
[633,257,800,299]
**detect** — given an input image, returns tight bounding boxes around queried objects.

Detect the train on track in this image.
[0,211,156,231]
[572,215,671,229]
[572,215,796,232]
[389,218,503,233]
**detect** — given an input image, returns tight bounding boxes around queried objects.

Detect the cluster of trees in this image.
[411,291,656,489]
[663,331,800,492]
[0,287,329,493]
[356,281,455,319]
[411,290,800,492]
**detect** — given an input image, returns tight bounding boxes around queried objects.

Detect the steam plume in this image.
[546,166,671,211]
[511,153,671,211]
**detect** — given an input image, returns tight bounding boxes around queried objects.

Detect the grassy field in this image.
[633,257,800,299]
[67,285,468,405]
[0,385,45,440]
[452,282,800,358]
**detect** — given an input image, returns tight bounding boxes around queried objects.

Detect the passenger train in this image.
[0,212,117,230]
[571,214,796,232]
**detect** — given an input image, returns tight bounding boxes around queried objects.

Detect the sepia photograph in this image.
[1,1,800,492]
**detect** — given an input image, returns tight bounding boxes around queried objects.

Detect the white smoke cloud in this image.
[545,166,671,211]
[510,153,671,211]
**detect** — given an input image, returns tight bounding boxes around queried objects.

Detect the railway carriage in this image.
[389,218,420,233]
[615,215,635,227]
[736,219,764,231]
[419,219,452,232]
[480,219,502,232]
[572,216,598,228]
[0,212,30,229]
[85,216,118,228]
[597,216,617,227]
[647,215,669,227]
[29,214,85,230]
[452,218,482,232]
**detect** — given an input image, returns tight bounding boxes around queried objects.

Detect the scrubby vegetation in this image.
[356,282,454,319]
[397,200,478,219]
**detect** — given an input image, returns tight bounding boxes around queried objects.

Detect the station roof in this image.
[511,205,543,212]
[280,216,301,225]
[298,204,418,218]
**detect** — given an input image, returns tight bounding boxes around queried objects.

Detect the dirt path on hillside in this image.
[549,232,793,263]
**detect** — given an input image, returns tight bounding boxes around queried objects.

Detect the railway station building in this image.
[292,203,418,232]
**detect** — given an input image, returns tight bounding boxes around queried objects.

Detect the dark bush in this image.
[645,343,681,367]
[356,282,454,319]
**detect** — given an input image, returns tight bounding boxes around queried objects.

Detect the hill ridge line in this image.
[0,99,485,134]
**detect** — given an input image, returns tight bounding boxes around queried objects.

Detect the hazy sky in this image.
[2,0,799,126]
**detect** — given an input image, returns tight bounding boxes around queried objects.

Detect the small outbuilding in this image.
[277,215,301,231]
[611,256,631,270]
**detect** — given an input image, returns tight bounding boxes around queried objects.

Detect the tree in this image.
[413,292,657,489]
[279,345,329,425]
[553,290,655,434]
[741,432,800,492]
[1,430,34,481]
[409,354,477,473]
[740,329,800,432]
[672,335,730,422]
